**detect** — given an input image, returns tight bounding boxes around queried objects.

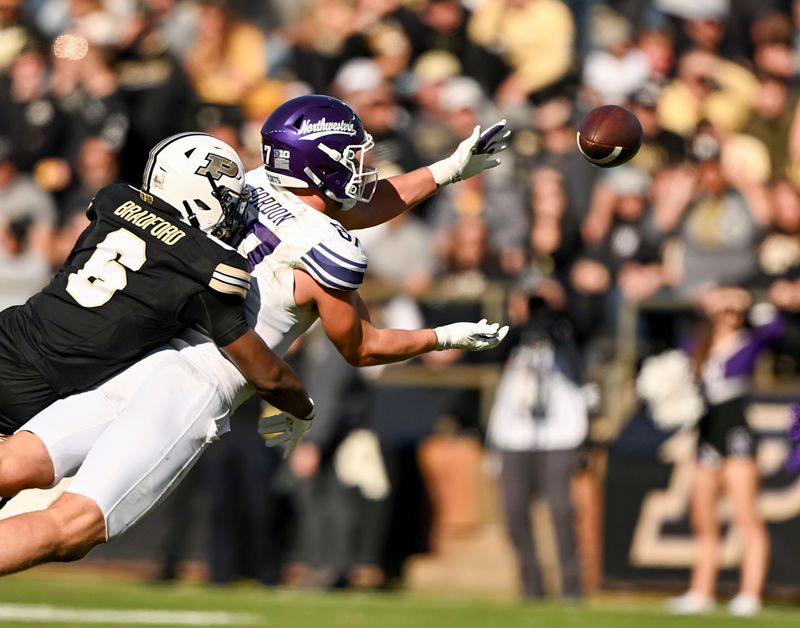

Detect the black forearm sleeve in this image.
[179,290,249,347]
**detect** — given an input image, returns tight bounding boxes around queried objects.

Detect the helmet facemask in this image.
[311,136,378,210]
[204,174,251,246]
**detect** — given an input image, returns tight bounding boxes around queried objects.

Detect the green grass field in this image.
[1,570,799,628]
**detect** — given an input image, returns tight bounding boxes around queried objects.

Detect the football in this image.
[576,105,642,168]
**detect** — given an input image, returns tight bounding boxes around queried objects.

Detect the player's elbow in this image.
[340,346,368,367]
[339,337,384,366]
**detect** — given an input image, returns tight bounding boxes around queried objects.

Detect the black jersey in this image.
[0,182,251,401]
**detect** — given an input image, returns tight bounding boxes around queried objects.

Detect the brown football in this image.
[576,105,642,168]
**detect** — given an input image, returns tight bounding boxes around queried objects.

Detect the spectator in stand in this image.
[750,12,795,81]
[54,136,120,264]
[52,43,129,166]
[358,166,437,303]
[571,165,670,356]
[628,83,686,175]
[467,0,575,108]
[656,1,762,61]
[130,0,199,58]
[745,73,797,179]
[581,166,666,303]
[332,58,421,173]
[0,0,44,74]
[65,0,122,45]
[526,165,582,282]
[0,215,51,311]
[426,76,526,276]
[417,0,484,73]
[407,50,463,165]
[759,179,800,374]
[112,3,198,183]
[658,128,771,297]
[358,161,436,334]
[657,49,757,137]
[285,0,366,94]
[666,287,780,617]
[182,0,267,108]
[793,0,800,77]
[582,8,650,104]
[351,0,426,80]
[762,180,800,290]
[527,90,598,219]
[0,48,69,175]
[637,27,677,86]
[239,80,302,171]
[0,137,57,265]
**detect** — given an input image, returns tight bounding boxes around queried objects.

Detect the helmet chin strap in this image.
[303,166,353,209]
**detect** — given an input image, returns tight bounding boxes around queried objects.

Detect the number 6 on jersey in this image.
[66,228,147,308]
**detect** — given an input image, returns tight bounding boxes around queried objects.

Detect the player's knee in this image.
[0,432,55,493]
[48,494,107,561]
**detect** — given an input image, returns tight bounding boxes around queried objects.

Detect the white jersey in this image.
[169,167,368,409]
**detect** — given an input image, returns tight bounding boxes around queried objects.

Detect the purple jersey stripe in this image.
[318,242,367,269]
[301,254,354,290]
[246,222,282,271]
[306,247,364,286]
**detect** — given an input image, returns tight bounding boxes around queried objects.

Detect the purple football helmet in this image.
[260,94,377,210]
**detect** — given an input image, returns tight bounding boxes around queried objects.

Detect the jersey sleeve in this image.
[179,290,249,347]
[208,253,251,301]
[299,226,368,291]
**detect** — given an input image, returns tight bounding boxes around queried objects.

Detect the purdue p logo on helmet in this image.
[142,133,250,243]
[196,153,241,181]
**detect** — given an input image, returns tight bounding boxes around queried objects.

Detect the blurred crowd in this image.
[4,0,800,599]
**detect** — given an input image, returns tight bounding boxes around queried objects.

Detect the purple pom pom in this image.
[786,447,800,474]
[789,403,800,443]
[785,403,800,473]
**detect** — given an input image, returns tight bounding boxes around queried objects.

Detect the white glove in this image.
[434,318,509,351]
[258,399,315,459]
[427,120,510,186]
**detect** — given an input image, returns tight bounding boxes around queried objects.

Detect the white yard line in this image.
[0,604,258,625]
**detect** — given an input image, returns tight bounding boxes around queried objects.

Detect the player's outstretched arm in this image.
[338,121,510,231]
[296,270,508,366]
[222,329,314,418]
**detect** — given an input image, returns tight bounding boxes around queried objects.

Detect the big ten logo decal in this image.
[629,402,800,568]
[196,153,240,180]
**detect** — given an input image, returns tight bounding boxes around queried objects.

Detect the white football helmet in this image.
[141,132,250,243]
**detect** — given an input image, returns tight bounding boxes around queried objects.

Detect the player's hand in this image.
[427,120,510,186]
[434,319,509,351]
[258,400,315,459]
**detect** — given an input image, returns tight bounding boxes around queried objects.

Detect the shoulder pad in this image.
[300,223,368,291]
[87,183,131,216]
[209,254,251,300]
[245,167,269,188]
